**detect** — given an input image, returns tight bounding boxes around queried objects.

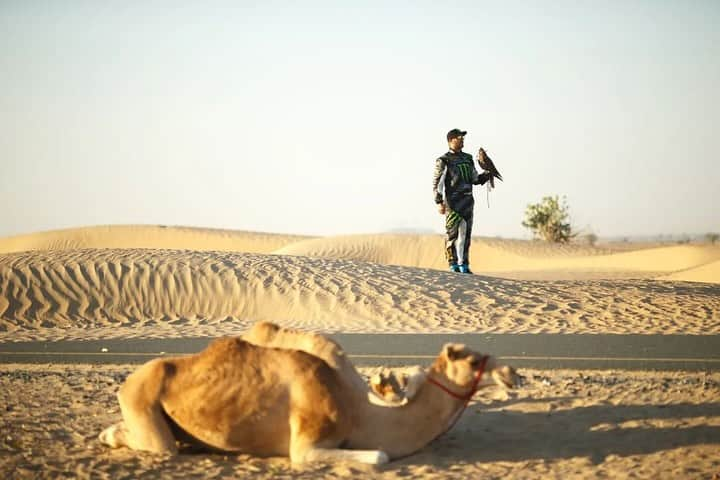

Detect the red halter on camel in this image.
[426,354,489,440]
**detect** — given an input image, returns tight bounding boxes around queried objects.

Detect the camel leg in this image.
[288,412,388,465]
[103,359,178,454]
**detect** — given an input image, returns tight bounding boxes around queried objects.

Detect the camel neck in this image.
[426,372,477,401]
[349,375,467,458]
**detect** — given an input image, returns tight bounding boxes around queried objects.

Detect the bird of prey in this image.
[477,148,503,188]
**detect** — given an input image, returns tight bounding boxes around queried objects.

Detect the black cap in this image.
[446,129,467,141]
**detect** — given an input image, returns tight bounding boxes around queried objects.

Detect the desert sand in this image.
[0,225,311,256]
[1,363,719,479]
[0,225,719,478]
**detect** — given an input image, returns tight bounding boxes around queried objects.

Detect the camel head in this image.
[433,343,519,392]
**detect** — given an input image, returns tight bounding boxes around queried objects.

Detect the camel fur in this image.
[99,323,519,464]
[242,321,410,406]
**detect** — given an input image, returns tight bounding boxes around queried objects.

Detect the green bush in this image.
[522,195,574,243]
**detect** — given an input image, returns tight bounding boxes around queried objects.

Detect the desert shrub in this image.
[583,233,598,246]
[706,233,719,244]
[522,195,574,243]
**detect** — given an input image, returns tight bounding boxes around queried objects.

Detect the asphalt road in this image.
[1,334,719,371]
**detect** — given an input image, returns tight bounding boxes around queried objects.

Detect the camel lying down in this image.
[99,322,519,465]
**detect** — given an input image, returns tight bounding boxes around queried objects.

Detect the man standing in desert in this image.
[432,129,494,274]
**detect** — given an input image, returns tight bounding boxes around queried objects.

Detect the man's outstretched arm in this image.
[473,171,492,185]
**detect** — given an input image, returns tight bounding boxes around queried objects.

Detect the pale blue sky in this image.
[2,1,718,239]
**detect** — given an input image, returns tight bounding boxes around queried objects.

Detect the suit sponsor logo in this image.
[456,162,473,182]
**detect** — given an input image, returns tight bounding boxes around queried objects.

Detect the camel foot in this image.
[300,447,390,465]
[99,423,125,448]
[365,450,389,465]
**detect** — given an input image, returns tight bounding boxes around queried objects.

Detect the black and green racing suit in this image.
[432,151,491,268]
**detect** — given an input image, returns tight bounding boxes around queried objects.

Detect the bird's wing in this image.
[478,149,503,182]
[486,156,503,181]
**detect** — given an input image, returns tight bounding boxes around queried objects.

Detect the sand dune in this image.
[0,225,718,341]
[2,226,718,283]
[273,234,468,270]
[1,247,718,341]
[495,244,720,281]
[272,234,619,269]
[0,225,310,255]
[659,259,720,283]
[274,233,720,281]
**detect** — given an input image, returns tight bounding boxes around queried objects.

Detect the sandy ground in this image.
[1,363,719,479]
[0,225,719,478]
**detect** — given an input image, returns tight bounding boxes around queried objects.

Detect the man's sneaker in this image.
[449,263,461,272]
[459,264,473,274]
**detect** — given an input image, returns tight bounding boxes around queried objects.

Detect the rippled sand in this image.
[0,247,718,342]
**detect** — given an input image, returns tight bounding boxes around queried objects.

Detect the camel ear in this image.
[444,343,466,361]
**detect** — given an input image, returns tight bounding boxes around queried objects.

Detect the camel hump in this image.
[243,321,345,370]
[200,336,325,369]
[202,336,252,360]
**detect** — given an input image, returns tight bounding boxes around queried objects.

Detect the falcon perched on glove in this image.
[477,148,503,188]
